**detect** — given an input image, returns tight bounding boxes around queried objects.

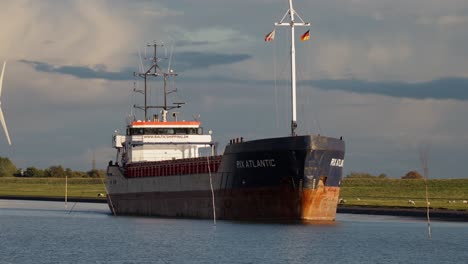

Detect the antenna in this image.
[167,43,174,74]
[0,61,11,145]
[273,0,310,136]
[134,42,183,120]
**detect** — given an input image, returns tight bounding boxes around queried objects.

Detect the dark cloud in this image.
[307,78,468,101]
[172,51,251,72]
[20,60,133,80]
[21,57,467,102]
[20,51,251,80]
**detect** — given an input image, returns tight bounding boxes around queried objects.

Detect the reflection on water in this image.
[0,199,109,218]
[1,199,466,264]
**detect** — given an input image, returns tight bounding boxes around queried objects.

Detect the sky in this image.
[1,0,468,179]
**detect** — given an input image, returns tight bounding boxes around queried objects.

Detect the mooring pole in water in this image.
[65,175,68,208]
[207,156,216,225]
[420,145,431,239]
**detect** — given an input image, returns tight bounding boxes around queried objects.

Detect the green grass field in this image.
[1,177,467,210]
[340,178,468,210]
[0,177,106,199]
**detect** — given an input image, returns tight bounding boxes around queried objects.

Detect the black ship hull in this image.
[106,135,345,221]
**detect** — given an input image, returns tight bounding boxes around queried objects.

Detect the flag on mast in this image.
[264,30,276,42]
[300,30,310,41]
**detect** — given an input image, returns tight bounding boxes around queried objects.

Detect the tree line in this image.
[0,157,105,178]
[346,171,424,179]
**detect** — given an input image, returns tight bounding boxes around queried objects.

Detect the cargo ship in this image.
[106,0,345,221]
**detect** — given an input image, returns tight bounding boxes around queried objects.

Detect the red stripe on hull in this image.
[125,156,222,178]
[107,186,340,221]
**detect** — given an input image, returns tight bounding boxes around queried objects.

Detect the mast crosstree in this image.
[273,0,310,136]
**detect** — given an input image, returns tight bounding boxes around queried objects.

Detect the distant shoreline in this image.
[1,195,467,221]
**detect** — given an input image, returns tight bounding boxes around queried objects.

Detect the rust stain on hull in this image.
[302,187,340,221]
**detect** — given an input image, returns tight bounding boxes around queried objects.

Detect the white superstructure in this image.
[113,119,213,164]
[111,42,215,165]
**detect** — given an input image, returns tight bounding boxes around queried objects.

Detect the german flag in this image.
[300,30,310,41]
[264,30,275,42]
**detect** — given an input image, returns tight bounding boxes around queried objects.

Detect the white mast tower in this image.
[274,0,310,136]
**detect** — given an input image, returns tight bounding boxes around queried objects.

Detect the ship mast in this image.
[274,0,310,136]
[134,42,183,121]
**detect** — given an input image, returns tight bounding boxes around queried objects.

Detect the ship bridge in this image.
[113,120,213,164]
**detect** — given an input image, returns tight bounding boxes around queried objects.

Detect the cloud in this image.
[417,15,468,26]
[20,60,134,80]
[309,78,468,101]
[20,51,251,80]
[337,0,468,23]
[20,54,468,102]
[175,40,215,47]
[0,1,140,68]
[367,43,412,66]
[172,51,251,71]
[3,0,468,179]
[437,15,468,26]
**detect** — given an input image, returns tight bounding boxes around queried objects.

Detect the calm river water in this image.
[0,199,466,264]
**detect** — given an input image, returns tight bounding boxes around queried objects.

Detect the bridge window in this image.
[158,128,175,134]
[131,128,145,135]
[129,127,203,135]
[175,128,188,134]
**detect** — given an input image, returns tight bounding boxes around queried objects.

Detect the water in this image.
[1,200,466,264]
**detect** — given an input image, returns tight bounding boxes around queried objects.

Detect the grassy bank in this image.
[1,177,467,210]
[340,178,468,210]
[0,177,105,199]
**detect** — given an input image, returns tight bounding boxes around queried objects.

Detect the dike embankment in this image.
[0,195,107,203]
[338,205,468,221]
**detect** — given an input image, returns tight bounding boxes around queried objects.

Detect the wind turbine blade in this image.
[0,107,11,145]
[0,61,6,98]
